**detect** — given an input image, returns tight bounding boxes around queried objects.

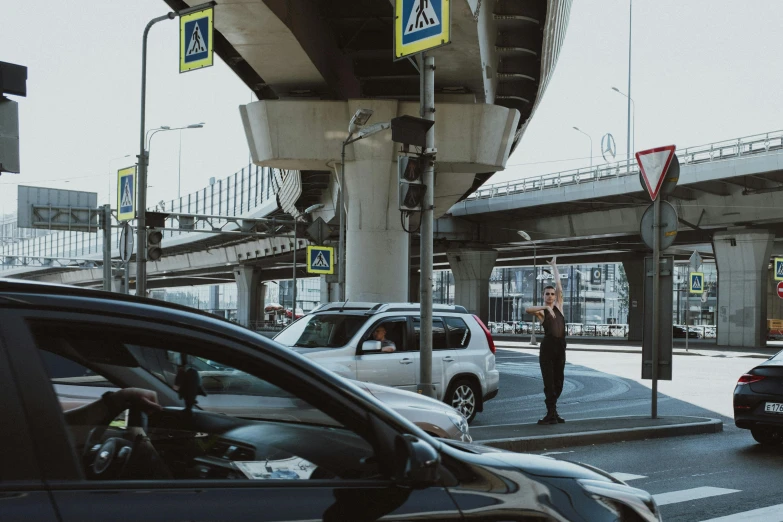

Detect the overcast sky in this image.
[3,0,783,215]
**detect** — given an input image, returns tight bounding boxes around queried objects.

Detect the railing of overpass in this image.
[0,165,281,270]
[467,130,783,199]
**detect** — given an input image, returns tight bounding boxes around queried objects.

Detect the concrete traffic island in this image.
[470,415,723,452]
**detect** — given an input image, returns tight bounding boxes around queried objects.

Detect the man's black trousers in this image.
[539,336,566,410]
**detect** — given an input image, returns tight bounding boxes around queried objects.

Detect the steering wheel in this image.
[83,405,165,480]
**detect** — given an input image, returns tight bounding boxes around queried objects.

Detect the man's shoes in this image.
[537,411,557,425]
[554,411,565,423]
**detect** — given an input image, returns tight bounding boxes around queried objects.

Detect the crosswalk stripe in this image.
[654,487,740,507]
[698,503,783,522]
[610,473,647,482]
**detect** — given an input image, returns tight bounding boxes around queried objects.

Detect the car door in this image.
[354,317,418,393]
[0,314,61,521]
[5,305,461,522]
[412,317,458,400]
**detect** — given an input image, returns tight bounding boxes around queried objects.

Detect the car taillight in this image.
[737,374,765,385]
[473,315,496,354]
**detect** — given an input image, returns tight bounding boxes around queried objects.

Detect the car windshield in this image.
[275,314,366,348]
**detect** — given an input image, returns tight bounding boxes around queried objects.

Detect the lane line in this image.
[654,487,740,506]
[610,472,647,482]
[699,503,783,522]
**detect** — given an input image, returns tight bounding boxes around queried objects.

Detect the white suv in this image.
[273,302,499,422]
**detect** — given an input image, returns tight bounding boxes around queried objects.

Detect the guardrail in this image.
[467,130,783,200]
[1,164,279,270]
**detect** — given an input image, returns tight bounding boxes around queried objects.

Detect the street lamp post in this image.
[517,231,537,345]
[572,127,594,168]
[145,123,205,199]
[612,87,635,170]
[338,110,391,301]
[292,203,325,318]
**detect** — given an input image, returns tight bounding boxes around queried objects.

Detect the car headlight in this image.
[447,411,472,443]
[578,479,661,522]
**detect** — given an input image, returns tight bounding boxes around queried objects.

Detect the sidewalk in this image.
[493,335,780,359]
[470,415,723,452]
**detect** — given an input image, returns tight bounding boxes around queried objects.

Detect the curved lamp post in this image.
[518,230,537,346]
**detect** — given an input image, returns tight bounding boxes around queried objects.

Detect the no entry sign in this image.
[777,281,783,299]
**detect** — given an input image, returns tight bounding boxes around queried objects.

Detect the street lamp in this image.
[611,86,635,171]
[291,203,325,317]
[145,123,205,199]
[572,127,594,168]
[518,230,538,346]
[338,109,391,301]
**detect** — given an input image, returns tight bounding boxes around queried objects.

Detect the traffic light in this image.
[147,228,163,261]
[398,155,428,211]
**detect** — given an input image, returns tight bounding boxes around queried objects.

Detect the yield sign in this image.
[636,145,676,201]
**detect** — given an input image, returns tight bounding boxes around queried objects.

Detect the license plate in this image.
[764,402,783,413]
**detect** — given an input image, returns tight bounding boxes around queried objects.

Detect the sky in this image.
[3,0,783,214]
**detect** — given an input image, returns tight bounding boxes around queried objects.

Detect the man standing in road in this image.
[526,257,567,425]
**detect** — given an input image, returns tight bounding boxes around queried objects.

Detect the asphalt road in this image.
[482,347,783,521]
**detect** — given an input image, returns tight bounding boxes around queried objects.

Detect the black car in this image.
[0,280,661,522]
[673,326,699,339]
[734,349,783,445]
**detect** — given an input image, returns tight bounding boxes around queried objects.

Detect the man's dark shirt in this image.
[542,306,566,339]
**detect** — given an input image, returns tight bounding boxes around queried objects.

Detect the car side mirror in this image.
[361,340,382,353]
[394,434,440,488]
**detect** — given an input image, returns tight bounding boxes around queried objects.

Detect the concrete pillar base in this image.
[714,230,774,348]
[622,257,645,342]
[234,265,264,328]
[447,249,498,325]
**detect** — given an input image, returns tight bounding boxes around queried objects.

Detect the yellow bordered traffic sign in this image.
[180,7,214,73]
[394,0,451,60]
[117,166,136,222]
[689,272,704,294]
[307,246,334,275]
[775,258,783,281]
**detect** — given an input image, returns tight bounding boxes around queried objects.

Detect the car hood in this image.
[441,440,615,481]
[356,381,459,415]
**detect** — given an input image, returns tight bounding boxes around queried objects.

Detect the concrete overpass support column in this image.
[622,257,645,342]
[319,276,340,304]
[447,250,498,325]
[714,230,774,348]
[234,265,264,328]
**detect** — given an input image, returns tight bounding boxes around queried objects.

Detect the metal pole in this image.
[102,204,111,291]
[137,12,175,298]
[651,195,660,419]
[530,243,537,345]
[686,265,690,352]
[292,222,297,320]
[418,52,436,398]
[338,141,346,301]
[626,0,633,170]
[178,130,182,198]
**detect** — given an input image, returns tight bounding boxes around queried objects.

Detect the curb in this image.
[495,345,772,359]
[474,417,723,452]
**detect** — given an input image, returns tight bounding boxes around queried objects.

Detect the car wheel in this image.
[751,427,783,446]
[448,379,479,423]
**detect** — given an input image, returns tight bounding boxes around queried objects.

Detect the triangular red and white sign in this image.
[636,145,676,201]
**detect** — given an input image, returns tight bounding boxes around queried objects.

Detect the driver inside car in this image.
[64,387,162,428]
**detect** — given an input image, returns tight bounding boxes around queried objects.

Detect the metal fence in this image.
[1,165,280,270]
[467,130,783,200]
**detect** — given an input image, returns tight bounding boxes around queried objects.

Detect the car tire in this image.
[751,427,782,446]
[447,379,479,424]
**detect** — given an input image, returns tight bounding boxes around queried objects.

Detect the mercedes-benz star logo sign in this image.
[601,133,617,162]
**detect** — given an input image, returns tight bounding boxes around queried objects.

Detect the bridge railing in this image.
[467,130,783,200]
[0,165,279,270]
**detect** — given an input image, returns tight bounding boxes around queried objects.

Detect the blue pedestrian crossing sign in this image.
[180,7,214,73]
[395,0,451,60]
[689,272,704,294]
[117,166,136,222]
[307,246,334,275]
[776,258,783,281]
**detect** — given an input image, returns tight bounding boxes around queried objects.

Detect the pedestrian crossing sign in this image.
[394,0,451,60]
[180,7,214,73]
[117,166,136,222]
[307,246,334,275]
[689,272,704,294]
[776,258,783,281]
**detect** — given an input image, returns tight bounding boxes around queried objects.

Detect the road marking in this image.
[654,487,740,506]
[699,503,783,521]
[610,472,647,482]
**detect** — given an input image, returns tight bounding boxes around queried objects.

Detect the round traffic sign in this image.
[777,281,783,299]
[639,200,679,250]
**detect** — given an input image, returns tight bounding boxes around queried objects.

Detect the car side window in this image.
[412,318,448,350]
[444,317,471,349]
[30,321,381,484]
[362,318,406,353]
